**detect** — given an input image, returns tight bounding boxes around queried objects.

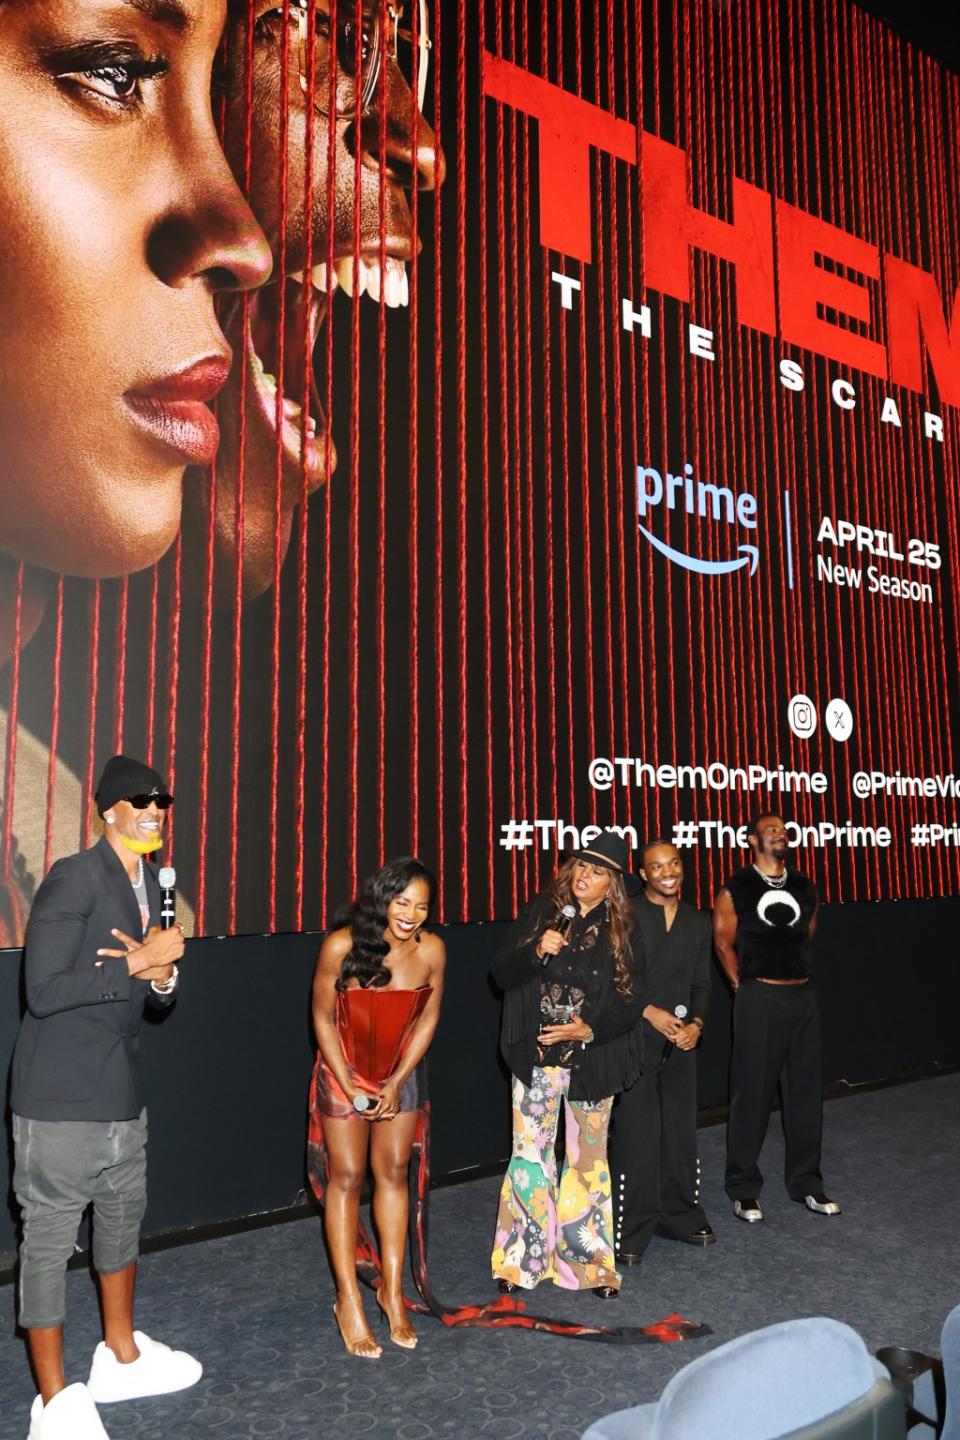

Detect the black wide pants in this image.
[610,1019,709,1255]
[725,979,824,1201]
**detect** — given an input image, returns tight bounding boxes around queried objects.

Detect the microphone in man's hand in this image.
[539,904,577,965]
[660,1004,688,1064]
[158,867,177,931]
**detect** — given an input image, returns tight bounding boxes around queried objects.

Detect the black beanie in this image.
[95,755,168,817]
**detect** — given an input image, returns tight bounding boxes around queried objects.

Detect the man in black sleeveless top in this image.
[712,812,840,1223]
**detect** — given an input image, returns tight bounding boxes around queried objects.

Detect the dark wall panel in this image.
[4,899,960,1255]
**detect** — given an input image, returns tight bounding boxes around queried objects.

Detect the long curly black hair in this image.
[334,856,436,990]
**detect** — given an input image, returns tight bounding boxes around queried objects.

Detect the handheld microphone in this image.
[353,1093,376,1113]
[556,904,577,938]
[157,867,177,930]
[660,1004,688,1065]
[539,904,577,966]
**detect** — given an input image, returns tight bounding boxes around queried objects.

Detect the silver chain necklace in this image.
[753,863,787,889]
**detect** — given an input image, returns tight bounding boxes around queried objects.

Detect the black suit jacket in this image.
[10,838,174,1121]
[633,893,712,1024]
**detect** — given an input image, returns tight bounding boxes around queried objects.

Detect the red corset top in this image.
[335,985,433,1092]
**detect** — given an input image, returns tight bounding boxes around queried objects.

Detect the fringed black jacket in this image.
[491,893,647,1102]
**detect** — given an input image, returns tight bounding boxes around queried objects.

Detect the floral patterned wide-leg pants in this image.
[491,1065,620,1291]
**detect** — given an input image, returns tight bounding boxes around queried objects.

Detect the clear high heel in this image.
[333,1300,382,1359]
[375,1291,418,1349]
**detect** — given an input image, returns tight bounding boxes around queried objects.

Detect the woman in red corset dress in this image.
[310,857,445,1359]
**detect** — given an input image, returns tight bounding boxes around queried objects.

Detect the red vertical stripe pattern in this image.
[2,0,959,946]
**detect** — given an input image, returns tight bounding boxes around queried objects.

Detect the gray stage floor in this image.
[1,1075,957,1440]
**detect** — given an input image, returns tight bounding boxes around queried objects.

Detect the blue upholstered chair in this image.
[937,1301,960,1440]
[882,1299,960,1437]
[580,1317,905,1440]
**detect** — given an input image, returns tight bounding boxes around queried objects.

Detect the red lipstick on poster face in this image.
[125,355,232,466]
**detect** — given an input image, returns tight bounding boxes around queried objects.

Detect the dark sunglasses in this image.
[124,793,174,810]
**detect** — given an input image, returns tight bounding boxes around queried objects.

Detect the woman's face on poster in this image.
[211,0,444,598]
[0,0,270,579]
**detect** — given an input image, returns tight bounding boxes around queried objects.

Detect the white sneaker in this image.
[27,1384,110,1440]
[733,1198,764,1223]
[87,1331,202,1404]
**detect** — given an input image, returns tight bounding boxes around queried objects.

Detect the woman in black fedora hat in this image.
[490,831,646,1299]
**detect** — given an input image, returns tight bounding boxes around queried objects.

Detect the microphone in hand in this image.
[158,866,177,931]
[556,904,576,939]
[660,1004,688,1064]
[538,904,577,965]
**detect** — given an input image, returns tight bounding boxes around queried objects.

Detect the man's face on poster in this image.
[204,0,444,598]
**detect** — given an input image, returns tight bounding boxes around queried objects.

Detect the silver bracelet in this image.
[151,963,179,996]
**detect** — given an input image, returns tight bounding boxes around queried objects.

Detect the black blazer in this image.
[10,838,174,1122]
[632,893,712,1024]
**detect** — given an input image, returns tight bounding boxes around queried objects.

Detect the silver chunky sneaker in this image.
[803,1193,842,1215]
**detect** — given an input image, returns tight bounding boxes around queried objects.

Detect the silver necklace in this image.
[753,863,787,889]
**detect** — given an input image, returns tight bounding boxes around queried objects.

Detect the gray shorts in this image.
[12,1110,148,1329]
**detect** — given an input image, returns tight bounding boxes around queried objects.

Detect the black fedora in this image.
[570,830,642,893]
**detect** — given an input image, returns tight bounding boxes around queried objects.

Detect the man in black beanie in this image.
[10,756,201,1440]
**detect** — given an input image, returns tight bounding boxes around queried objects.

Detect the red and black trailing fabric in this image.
[306,1089,709,1346]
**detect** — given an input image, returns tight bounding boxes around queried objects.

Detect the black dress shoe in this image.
[655,1224,717,1246]
[617,1251,644,1266]
[496,1278,517,1294]
[593,1285,619,1300]
[684,1226,717,1246]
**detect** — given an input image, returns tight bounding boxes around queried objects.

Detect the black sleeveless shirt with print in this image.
[725,865,818,981]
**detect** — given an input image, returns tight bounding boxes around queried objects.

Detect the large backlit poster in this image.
[1,0,958,944]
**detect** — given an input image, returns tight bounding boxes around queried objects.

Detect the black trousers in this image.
[610,1020,709,1255]
[725,980,824,1201]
